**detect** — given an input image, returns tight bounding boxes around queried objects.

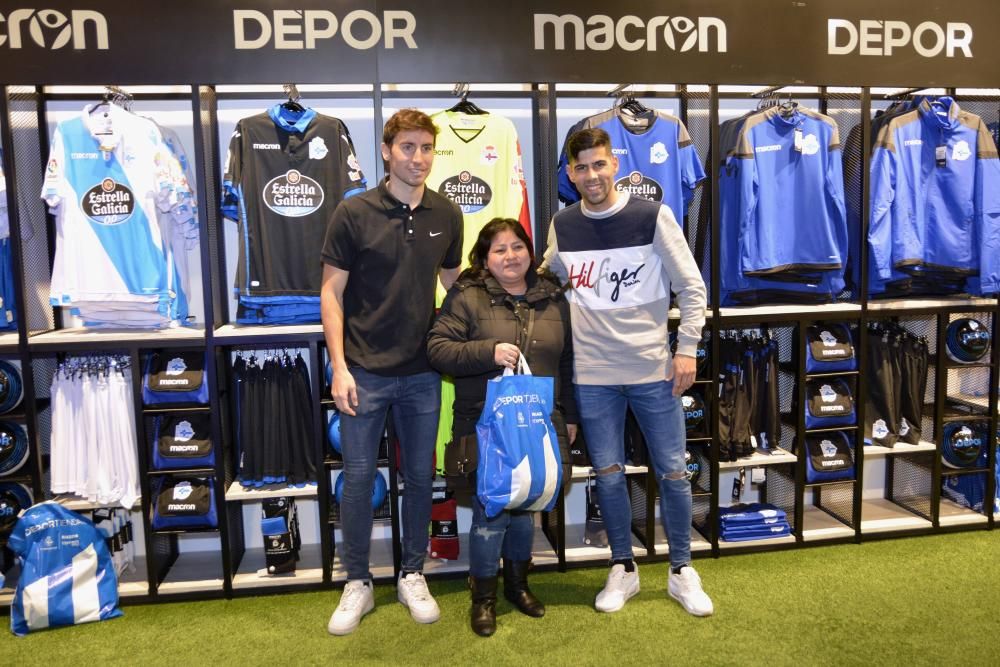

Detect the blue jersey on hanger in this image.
[557,108,705,225]
[870,97,1000,295]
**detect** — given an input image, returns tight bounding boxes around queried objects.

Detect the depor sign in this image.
[827,18,973,57]
[233,9,417,50]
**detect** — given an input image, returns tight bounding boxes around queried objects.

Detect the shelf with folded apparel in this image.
[866,296,999,315]
[25,326,207,352]
[225,481,319,501]
[212,323,325,346]
[716,303,863,325]
[717,448,797,469]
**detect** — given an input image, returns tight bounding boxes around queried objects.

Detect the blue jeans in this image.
[339,367,441,581]
[575,380,692,568]
[468,495,534,578]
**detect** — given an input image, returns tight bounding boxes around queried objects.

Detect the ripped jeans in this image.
[575,380,692,568]
[469,494,534,578]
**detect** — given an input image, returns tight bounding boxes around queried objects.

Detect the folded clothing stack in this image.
[719,503,791,542]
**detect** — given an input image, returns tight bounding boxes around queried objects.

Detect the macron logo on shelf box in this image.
[232,9,417,50]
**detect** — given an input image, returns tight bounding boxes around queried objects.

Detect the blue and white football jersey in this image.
[558,108,705,225]
[7,501,122,636]
[42,105,194,326]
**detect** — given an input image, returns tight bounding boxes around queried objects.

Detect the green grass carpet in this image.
[2,531,998,666]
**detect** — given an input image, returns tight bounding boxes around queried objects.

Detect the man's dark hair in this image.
[566,128,612,162]
[383,108,438,146]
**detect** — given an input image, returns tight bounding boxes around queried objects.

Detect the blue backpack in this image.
[7,502,122,636]
[142,352,209,406]
[151,477,217,530]
[804,324,856,373]
[800,431,855,483]
[152,414,214,470]
[803,378,856,429]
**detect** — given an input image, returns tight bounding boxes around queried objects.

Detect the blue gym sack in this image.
[142,352,209,406]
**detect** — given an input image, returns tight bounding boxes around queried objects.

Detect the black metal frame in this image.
[0,81,997,610]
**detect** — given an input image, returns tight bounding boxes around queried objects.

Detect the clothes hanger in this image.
[281,83,305,113]
[448,83,487,115]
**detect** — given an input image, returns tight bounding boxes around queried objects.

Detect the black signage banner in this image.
[0,0,997,87]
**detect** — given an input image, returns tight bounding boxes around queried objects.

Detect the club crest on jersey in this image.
[481,145,500,165]
[263,169,325,217]
[649,141,669,164]
[801,134,820,155]
[440,171,493,213]
[309,137,328,160]
[614,171,663,202]
[174,420,195,442]
[347,153,361,172]
[952,140,972,161]
[81,178,135,225]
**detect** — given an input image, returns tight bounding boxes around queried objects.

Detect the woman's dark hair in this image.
[465,218,535,277]
[456,217,561,286]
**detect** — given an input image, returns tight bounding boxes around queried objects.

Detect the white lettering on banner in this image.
[828,18,972,57]
[233,9,417,50]
[533,14,727,52]
[492,392,543,414]
[0,9,108,50]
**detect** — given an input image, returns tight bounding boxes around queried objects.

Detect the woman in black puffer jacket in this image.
[427,218,578,638]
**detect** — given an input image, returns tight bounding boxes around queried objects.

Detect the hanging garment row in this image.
[0,148,18,331]
[717,329,780,462]
[863,322,930,447]
[233,350,316,487]
[49,355,140,508]
[843,96,1000,298]
[42,100,199,327]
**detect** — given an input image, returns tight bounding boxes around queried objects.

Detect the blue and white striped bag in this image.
[7,502,122,636]
[476,357,562,518]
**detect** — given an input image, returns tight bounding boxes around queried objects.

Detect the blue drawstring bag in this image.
[8,502,122,636]
[476,357,562,518]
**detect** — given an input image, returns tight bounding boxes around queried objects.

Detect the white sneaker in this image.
[595,563,640,612]
[397,572,441,624]
[668,565,714,617]
[328,579,375,635]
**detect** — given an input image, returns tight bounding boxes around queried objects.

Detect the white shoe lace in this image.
[339,582,368,612]
[401,574,431,602]
[677,568,702,594]
[605,566,627,591]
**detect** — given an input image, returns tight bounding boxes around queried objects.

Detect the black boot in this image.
[502,559,545,618]
[469,576,497,637]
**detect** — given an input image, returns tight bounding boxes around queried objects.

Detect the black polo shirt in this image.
[322,178,463,375]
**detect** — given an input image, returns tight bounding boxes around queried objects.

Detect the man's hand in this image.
[332,367,359,416]
[494,342,520,369]
[671,354,697,396]
[567,423,579,444]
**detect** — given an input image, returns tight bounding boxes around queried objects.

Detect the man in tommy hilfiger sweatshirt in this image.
[542,127,713,617]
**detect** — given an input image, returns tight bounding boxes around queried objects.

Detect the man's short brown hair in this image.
[566,128,612,162]
[383,108,438,146]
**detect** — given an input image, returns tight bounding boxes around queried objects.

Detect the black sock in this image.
[611,558,635,573]
[671,563,690,575]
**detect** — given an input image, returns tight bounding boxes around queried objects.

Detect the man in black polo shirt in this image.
[321,108,463,636]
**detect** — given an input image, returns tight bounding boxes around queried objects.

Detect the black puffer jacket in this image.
[427,270,578,454]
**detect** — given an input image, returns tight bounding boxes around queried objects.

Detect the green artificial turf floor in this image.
[2,531,998,666]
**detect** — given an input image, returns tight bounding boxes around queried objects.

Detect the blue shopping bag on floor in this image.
[476,357,562,518]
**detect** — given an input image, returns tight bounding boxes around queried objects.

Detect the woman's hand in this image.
[567,423,578,444]
[494,342,521,369]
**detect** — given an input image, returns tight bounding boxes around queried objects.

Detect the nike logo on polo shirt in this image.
[429,231,443,237]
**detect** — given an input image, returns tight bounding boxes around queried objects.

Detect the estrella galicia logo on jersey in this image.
[952,140,972,161]
[440,171,492,213]
[174,420,195,442]
[82,178,135,225]
[614,171,663,202]
[650,141,669,164]
[263,169,325,217]
[0,9,109,50]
